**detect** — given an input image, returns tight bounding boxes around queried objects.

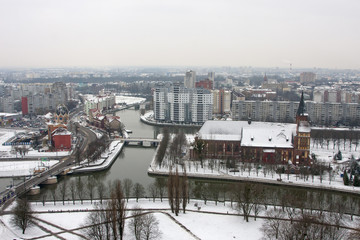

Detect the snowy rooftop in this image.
[199,120,296,148]
[241,122,296,148]
[198,121,243,141]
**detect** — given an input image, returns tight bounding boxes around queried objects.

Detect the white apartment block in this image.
[84,94,116,115]
[232,100,360,126]
[153,84,213,124]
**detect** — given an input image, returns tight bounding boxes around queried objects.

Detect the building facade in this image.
[232,100,360,126]
[184,70,196,89]
[153,84,213,124]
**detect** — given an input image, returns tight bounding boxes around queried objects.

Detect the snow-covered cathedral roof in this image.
[199,120,297,148]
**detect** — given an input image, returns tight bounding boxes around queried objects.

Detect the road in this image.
[6,124,97,199]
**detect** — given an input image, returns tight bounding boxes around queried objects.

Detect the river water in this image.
[2,109,360,214]
[24,109,198,200]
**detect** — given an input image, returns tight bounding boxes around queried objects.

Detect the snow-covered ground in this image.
[0,199,264,240]
[0,160,58,177]
[71,140,124,173]
[115,95,146,105]
[149,135,360,193]
[0,129,70,159]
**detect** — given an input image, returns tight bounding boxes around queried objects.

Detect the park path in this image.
[28,216,89,240]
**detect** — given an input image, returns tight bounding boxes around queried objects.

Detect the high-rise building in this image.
[208,72,215,82]
[212,89,231,115]
[300,72,316,84]
[184,70,196,89]
[153,84,213,124]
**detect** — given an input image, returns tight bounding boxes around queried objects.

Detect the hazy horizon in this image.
[1,0,359,69]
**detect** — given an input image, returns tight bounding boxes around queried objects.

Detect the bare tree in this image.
[76,177,86,204]
[123,178,133,202]
[141,213,161,240]
[261,210,284,239]
[234,182,254,222]
[147,183,157,202]
[70,180,77,204]
[181,167,188,213]
[97,181,107,204]
[129,207,144,240]
[50,186,57,205]
[58,180,67,205]
[133,182,145,203]
[87,176,96,204]
[112,179,126,240]
[11,198,33,234]
[155,178,167,202]
[82,204,110,240]
[42,193,47,206]
[168,169,174,213]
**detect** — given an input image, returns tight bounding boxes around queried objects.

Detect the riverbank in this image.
[70,140,124,173]
[140,111,202,128]
[148,150,360,196]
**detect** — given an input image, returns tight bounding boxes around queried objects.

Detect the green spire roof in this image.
[297,91,306,116]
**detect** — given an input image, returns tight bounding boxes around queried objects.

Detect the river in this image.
[3,109,360,215]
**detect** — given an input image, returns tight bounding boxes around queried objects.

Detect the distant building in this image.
[300,72,316,84]
[84,93,115,115]
[195,79,213,90]
[47,104,72,151]
[153,84,213,124]
[184,70,196,89]
[232,100,360,126]
[212,89,231,115]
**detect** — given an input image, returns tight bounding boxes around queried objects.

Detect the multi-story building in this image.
[300,72,316,84]
[184,70,196,89]
[212,89,231,115]
[153,84,213,124]
[84,93,116,115]
[232,100,360,126]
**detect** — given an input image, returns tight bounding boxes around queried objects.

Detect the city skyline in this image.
[1,0,359,69]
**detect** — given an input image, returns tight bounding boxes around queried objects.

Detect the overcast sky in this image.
[0,0,359,69]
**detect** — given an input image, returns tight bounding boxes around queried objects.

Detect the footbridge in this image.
[124,137,160,147]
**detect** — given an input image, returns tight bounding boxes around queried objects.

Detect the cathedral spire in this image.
[297,91,306,116]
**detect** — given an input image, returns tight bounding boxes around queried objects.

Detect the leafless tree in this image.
[76,177,86,204]
[168,168,174,213]
[123,178,133,202]
[42,193,47,206]
[129,207,144,240]
[70,180,77,204]
[82,204,110,240]
[141,213,161,240]
[112,179,126,240]
[97,181,106,204]
[133,182,145,203]
[50,186,57,205]
[155,178,166,202]
[174,167,181,216]
[58,180,67,205]
[261,209,284,239]
[87,176,96,204]
[11,198,33,234]
[233,182,254,222]
[181,167,188,213]
[147,183,157,202]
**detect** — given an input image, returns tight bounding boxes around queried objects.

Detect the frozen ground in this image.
[0,160,58,177]
[0,129,70,160]
[0,199,263,240]
[115,95,146,105]
[150,135,360,193]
